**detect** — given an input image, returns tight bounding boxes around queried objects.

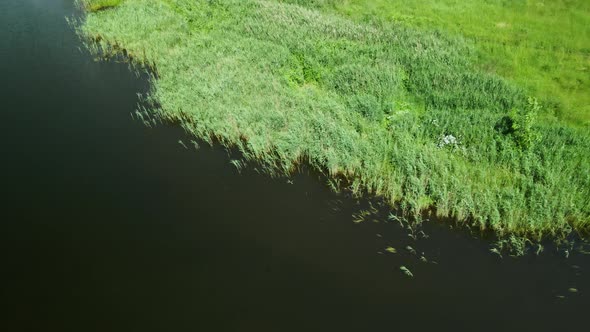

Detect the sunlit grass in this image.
[295,0,590,125]
[76,0,590,239]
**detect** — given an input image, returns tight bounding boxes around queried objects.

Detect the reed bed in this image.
[77,0,590,240]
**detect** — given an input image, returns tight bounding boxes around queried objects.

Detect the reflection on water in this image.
[0,1,587,331]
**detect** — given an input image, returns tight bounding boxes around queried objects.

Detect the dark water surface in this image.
[1,1,588,331]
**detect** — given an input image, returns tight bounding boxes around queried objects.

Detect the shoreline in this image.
[76,0,590,241]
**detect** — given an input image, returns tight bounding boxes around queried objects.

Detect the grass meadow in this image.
[77,0,590,240]
[287,0,590,125]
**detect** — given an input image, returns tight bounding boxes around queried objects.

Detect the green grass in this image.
[80,0,124,12]
[77,0,590,239]
[286,0,590,125]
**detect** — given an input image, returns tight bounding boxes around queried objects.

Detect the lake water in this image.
[1,1,588,331]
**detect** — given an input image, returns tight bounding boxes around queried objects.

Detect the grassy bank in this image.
[77,0,589,239]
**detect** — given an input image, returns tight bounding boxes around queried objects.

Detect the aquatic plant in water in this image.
[400,266,414,278]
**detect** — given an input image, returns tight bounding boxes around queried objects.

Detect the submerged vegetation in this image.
[77,0,590,239]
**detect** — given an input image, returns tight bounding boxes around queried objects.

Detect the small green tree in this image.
[510,97,540,150]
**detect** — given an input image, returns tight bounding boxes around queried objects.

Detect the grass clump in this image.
[77,0,590,239]
[79,0,124,12]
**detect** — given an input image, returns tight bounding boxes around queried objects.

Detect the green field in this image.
[309,0,590,125]
[77,0,590,239]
